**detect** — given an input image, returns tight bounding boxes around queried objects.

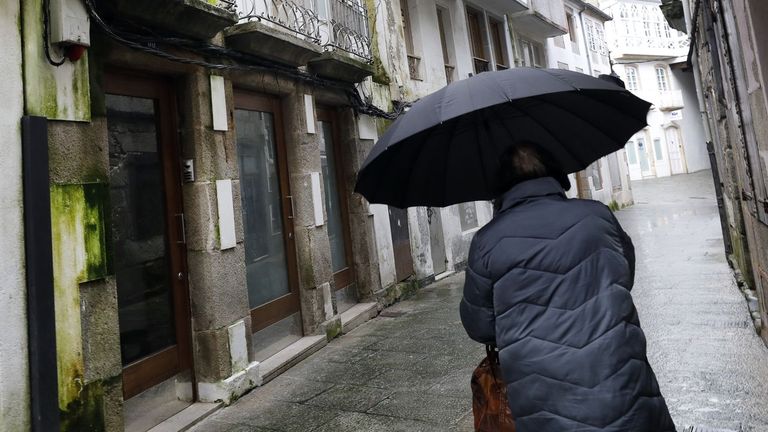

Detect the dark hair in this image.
[495,142,570,195]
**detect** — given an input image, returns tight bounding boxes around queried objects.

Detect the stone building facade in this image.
[2,0,640,431]
[671,0,768,342]
[602,0,710,181]
[547,0,635,207]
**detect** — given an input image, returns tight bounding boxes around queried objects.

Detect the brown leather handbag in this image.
[471,345,516,432]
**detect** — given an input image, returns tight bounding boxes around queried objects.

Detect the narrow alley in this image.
[189,171,768,432]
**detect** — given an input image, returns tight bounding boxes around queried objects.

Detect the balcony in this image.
[657,89,684,111]
[610,35,689,60]
[482,0,529,14]
[225,0,324,67]
[509,0,567,39]
[100,0,239,40]
[633,89,684,111]
[227,0,373,81]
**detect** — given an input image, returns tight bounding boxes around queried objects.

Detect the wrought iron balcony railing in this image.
[235,0,322,43]
[217,0,238,12]
[234,0,372,62]
[323,0,372,61]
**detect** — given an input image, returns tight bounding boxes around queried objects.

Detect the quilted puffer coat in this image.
[460,177,675,431]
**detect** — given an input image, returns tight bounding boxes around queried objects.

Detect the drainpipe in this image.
[577,2,593,75]
[22,116,60,432]
[683,0,732,253]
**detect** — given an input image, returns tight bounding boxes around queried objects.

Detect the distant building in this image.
[601,0,709,180]
[547,0,634,206]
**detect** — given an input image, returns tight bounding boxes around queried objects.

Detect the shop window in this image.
[626,141,638,164]
[459,202,478,231]
[653,138,664,161]
[590,160,604,190]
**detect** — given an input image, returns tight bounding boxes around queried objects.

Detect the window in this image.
[566,12,578,44]
[467,8,489,74]
[653,138,664,160]
[489,18,509,70]
[520,38,545,68]
[401,0,421,80]
[626,141,638,164]
[557,62,569,70]
[459,202,478,231]
[584,19,606,55]
[663,21,671,38]
[437,7,456,83]
[590,160,603,190]
[656,66,669,91]
[625,66,639,91]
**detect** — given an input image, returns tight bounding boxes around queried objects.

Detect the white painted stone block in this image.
[358,114,377,140]
[304,94,316,134]
[321,282,334,320]
[311,172,324,227]
[197,361,261,404]
[216,180,236,250]
[210,75,228,131]
[228,320,248,372]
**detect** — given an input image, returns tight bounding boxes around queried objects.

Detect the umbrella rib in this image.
[511,101,586,169]
[537,94,644,144]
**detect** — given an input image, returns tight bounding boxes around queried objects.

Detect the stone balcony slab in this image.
[308,50,374,84]
[225,21,323,68]
[104,0,238,40]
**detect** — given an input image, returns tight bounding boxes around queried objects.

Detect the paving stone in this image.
[310,412,445,432]
[191,172,768,432]
[304,384,393,412]
[366,390,470,425]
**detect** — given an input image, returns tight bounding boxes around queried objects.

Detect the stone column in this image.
[179,72,256,403]
[282,89,336,335]
[336,110,383,303]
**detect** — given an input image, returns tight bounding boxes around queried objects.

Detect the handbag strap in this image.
[485,344,500,363]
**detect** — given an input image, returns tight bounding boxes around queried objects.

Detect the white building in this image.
[547,0,634,206]
[601,0,709,180]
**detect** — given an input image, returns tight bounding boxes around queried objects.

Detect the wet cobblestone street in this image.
[191,171,768,432]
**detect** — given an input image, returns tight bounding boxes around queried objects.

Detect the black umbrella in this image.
[354,67,651,208]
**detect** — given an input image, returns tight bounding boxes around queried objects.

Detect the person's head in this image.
[495,142,570,195]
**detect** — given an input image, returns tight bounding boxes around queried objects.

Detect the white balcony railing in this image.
[658,89,684,111]
[633,89,684,111]
[235,0,372,61]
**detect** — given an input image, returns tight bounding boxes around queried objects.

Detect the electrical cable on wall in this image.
[43,0,67,66]
[81,0,408,120]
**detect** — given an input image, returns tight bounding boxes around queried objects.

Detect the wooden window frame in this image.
[105,71,194,400]
[316,107,356,291]
[233,90,302,334]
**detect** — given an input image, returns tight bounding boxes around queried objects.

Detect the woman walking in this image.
[460,144,676,431]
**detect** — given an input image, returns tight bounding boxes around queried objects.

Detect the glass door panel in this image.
[108,94,177,366]
[319,121,348,273]
[235,109,291,309]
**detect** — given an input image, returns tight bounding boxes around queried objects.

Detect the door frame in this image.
[233,90,302,333]
[316,107,356,291]
[104,71,194,400]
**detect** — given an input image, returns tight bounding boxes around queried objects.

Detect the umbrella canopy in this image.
[355,67,651,208]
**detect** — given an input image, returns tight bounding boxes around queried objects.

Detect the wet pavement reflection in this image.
[618,171,768,431]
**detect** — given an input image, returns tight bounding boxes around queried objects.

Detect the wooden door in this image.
[666,127,688,175]
[389,207,414,282]
[316,109,355,295]
[105,72,193,399]
[233,91,302,333]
